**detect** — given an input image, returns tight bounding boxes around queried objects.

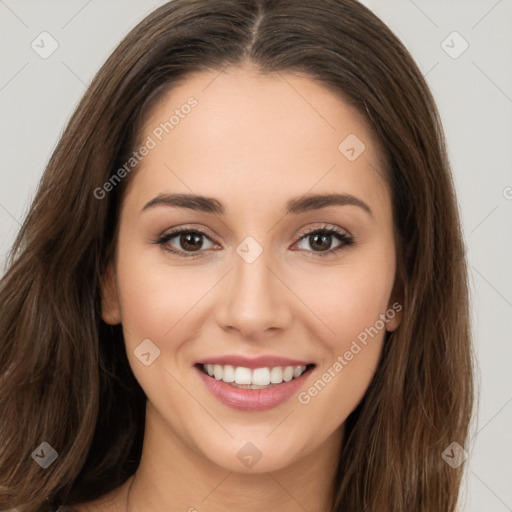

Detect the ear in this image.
[100,263,121,325]
[385,274,403,332]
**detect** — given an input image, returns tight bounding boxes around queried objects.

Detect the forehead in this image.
[127,66,389,214]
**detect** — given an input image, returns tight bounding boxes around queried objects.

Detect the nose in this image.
[215,247,293,340]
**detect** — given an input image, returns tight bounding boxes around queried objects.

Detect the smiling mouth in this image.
[196,363,316,389]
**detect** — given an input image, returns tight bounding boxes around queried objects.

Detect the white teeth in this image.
[269,366,283,384]
[283,366,294,382]
[252,368,271,386]
[213,364,223,380]
[222,364,235,383]
[234,366,252,385]
[201,363,309,386]
[293,366,306,378]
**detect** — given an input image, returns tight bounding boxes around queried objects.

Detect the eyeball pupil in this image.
[181,233,202,251]
[310,233,330,251]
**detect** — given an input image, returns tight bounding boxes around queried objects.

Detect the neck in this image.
[124,405,343,512]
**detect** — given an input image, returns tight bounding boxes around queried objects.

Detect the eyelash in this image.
[155,225,354,260]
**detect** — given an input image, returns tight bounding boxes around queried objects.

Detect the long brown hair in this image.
[0,1,474,510]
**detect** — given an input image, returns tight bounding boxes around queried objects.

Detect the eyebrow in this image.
[140,192,372,216]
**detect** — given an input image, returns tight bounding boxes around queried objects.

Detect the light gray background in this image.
[0,1,511,510]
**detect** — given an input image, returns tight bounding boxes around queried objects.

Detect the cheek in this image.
[116,263,171,341]
[114,236,223,374]
[294,246,396,350]
[113,247,214,399]
[116,255,210,340]
[292,244,396,425]
[294,263,394,433]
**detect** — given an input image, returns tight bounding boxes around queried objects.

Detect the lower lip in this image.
[195,366,313,411]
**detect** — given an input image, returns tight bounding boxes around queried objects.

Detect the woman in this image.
[0,0,474,510]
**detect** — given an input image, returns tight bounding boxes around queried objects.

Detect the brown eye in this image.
[179,232,203,251]
[157,229,217,258]
[295,227,353,256]
[308,232,334,252]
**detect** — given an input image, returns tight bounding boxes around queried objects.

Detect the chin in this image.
[196,429,313,474]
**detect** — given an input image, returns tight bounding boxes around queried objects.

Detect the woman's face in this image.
[102,65,401,473]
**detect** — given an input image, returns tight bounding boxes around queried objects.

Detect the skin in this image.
[80,64,402,512]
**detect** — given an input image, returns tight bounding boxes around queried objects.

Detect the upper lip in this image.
[195,355,314,369]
